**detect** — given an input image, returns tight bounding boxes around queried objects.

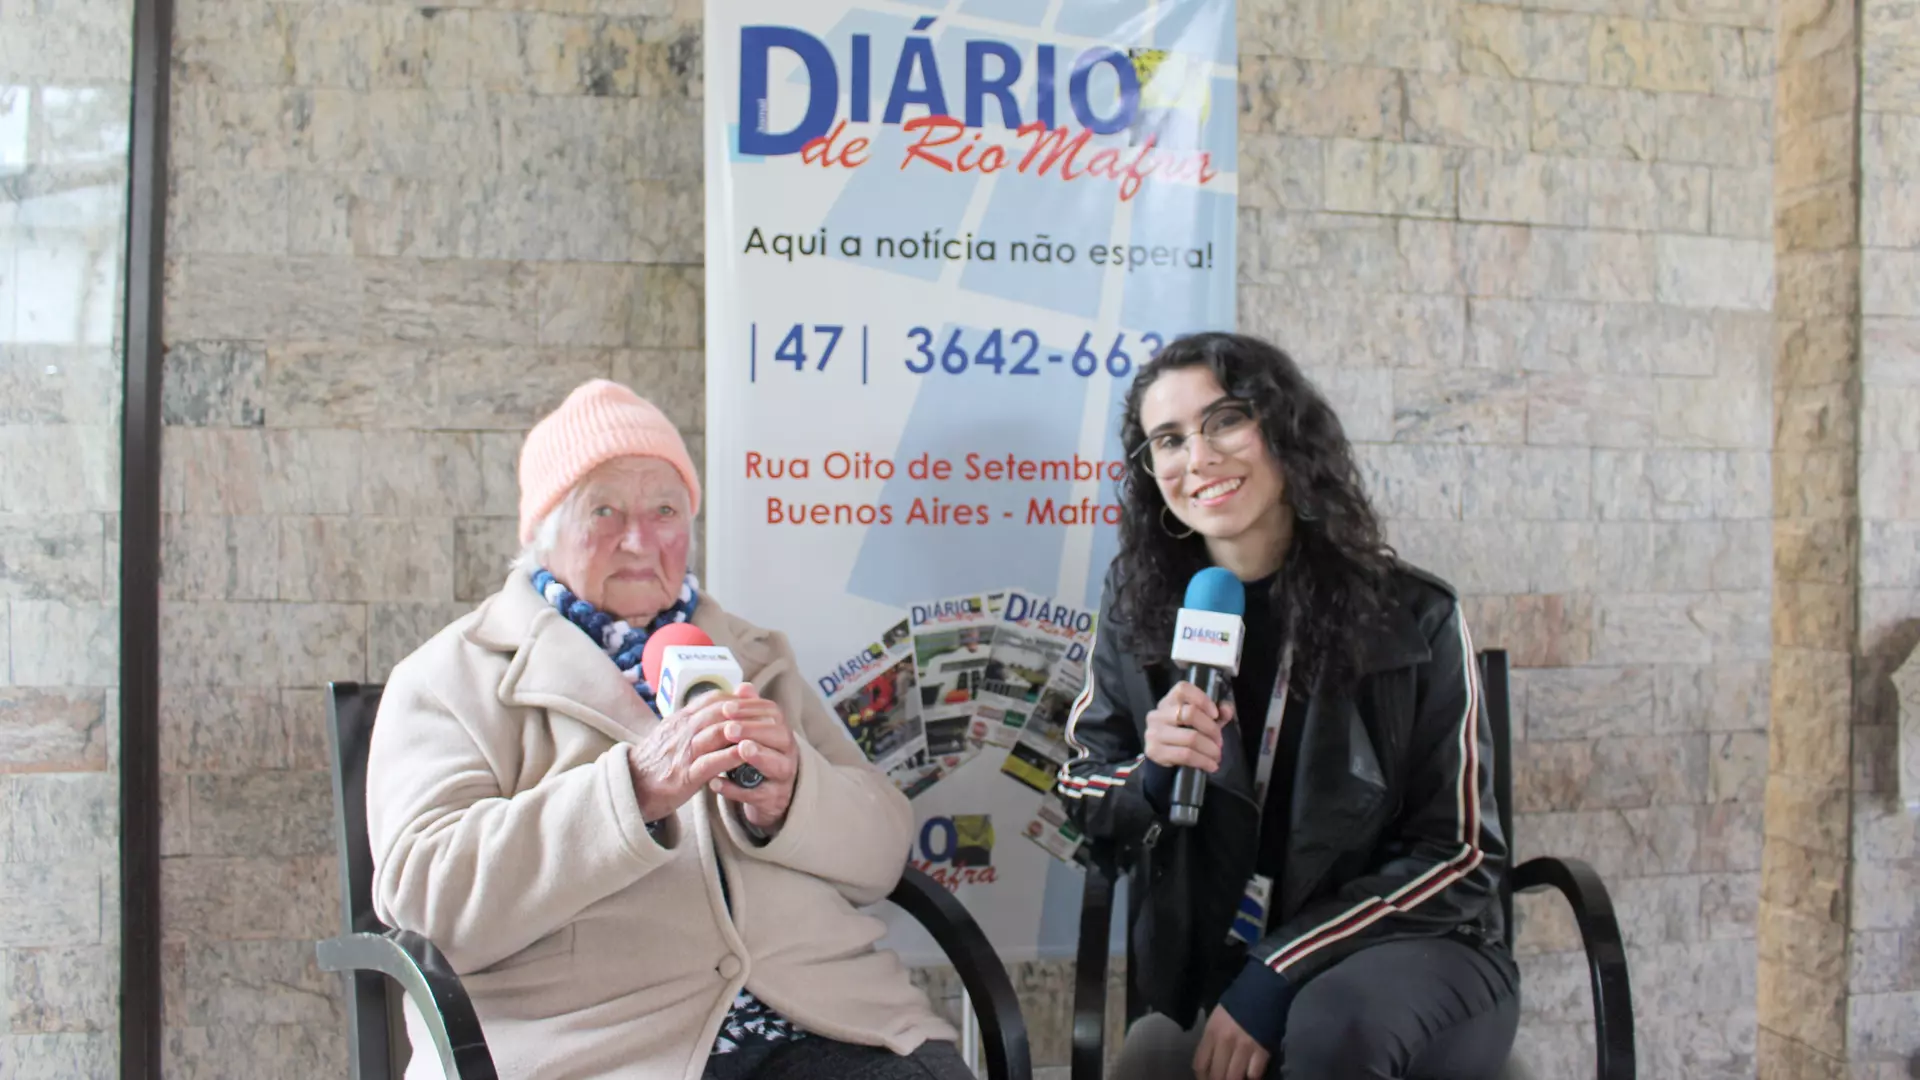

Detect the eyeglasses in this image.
[1132,402,1261,478]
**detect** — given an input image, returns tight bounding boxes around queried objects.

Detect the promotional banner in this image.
[704,0,1237,962]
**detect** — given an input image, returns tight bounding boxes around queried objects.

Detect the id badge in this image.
[1226,873,1273,946]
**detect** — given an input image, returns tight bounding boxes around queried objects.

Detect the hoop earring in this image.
[1293,502,1318,522]
[1160,505,1195,539]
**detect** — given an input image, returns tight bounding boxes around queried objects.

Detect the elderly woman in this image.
[366,380,968,1080]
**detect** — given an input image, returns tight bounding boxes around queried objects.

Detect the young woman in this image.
[1057,333,1520,1080]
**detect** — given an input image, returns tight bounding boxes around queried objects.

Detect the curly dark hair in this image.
[1113,332,1398,679]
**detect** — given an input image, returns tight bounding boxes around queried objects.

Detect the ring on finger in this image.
[1176,702,1186,726]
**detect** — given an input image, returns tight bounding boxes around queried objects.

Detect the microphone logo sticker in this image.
[1171,609,1244,672]
[1180,626,1233,646]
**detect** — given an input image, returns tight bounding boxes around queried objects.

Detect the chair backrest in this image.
[325,681,408,1080]
[1477,650,1517,951]
[325,681,388,937]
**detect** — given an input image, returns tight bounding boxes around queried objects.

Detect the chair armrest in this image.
[318,929,499,1080]
[1511,856,1635,1080]
[888,867,1032,1080]
[1070,858,1115,1080]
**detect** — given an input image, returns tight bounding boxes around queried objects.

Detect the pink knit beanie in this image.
[516,380,702,544]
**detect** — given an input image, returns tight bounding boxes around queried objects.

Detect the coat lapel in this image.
[467,570,787,747]
[1278,602,1428,916]
[470,571,660,746]
[1211,691,1257,806]
[1276,684,1372,917]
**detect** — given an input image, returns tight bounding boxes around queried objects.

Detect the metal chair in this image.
[1068,649,1636,1080]
[317,681,1032,1080]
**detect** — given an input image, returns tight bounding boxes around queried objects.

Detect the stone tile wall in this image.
[9,0,1917,1073]
[1847,0,1920,1074]
[0,0,132,1075]
[1758,0,1920,1074]
[31,0,1920,1073]
[1760,0,1860,1072]
[148,0,1790,1074]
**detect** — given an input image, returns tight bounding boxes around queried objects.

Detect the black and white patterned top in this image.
[711,988,809,1055]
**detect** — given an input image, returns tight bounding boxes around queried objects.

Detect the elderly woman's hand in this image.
[626,687,797,829]
[626,694,761,823]
[708,683,797,833]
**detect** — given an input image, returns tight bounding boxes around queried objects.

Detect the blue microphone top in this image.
[1184,566,1246,616]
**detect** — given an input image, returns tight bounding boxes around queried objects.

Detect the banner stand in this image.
[704,0,1239,965]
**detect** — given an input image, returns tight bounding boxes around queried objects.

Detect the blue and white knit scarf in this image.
[531,567,699,716]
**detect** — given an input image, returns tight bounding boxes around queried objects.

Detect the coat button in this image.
[717,955,742,980]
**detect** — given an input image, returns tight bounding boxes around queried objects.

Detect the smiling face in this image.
[1137,365,1293,566]
[544,456,693,623]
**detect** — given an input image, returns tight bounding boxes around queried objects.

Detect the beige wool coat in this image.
[366,570,957,1080]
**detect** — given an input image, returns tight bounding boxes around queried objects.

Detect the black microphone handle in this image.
[682,682,764,790]
[1169,664,1229,827]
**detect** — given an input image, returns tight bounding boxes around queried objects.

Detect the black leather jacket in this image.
[1056,561,1511,1025]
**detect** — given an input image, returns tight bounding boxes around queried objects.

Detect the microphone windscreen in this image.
[640,622,715,687]
[1183,566,1246,616]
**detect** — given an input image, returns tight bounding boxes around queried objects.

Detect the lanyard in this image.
[1226,637,1297,949]
[1248,639,1296,814]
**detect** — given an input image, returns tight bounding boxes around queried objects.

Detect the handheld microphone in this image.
[640,624,763,789]
[1167,567,1246,827]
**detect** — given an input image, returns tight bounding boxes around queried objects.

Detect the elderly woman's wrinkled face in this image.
[548,457,692,622]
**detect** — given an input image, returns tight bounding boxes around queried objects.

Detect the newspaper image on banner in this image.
[1022,791,1092,867]
[910,590,1005,772]
[818,618,933,783]
[977,590,1096,752]
[704,0,1238,962]
[999,684,1080,794]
